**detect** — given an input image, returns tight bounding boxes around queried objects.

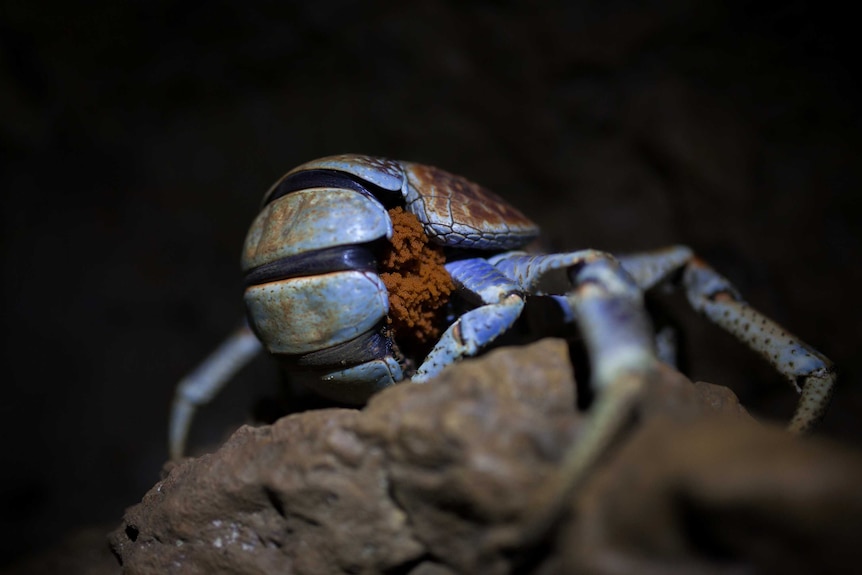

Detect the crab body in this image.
[240,155,539,403]
[170,155,836,530]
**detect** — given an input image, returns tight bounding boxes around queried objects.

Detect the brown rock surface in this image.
[111,339,862,574]
[564,416,862,575]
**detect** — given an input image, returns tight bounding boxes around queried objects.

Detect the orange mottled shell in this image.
[402,162,539,250]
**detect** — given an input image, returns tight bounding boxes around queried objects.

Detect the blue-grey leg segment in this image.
[610,246,694,366]
[565,258,657,388]
[617,245,693,290]
[444,257,524,303]
[412,259,525,383]
[169,324,264,460]
[548,294,575,324]
[489,250,604,294]
[522,254,659,540]
[492,249,659,383]
[484,250,659,498]
[619,246,835,433]
[654,325,679,367]
[313,357,405,404]
[559,258,658,489]
[486,249,659,389]
[682,259,834,432]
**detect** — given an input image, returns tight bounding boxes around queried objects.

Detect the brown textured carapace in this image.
[404,163,538,249]
[380,207,454,353]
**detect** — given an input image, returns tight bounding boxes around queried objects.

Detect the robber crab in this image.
[169,155,835,514]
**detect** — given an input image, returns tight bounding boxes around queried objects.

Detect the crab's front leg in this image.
[490,251,660,538]
[412,258,526,382]
[617,246,836,433]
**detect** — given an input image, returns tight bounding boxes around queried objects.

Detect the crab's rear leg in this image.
[169,323,263,460]
[618,245,835,433]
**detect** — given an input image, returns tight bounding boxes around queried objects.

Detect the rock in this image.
[111,339,580,574]
[111,409,424,574]
[352,337,581,573]
[110,339,862,574]
[563,417,862,575]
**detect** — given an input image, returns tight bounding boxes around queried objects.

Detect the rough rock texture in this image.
[111,339,580,574]
[110,339,862,574]
[564,417,862,575]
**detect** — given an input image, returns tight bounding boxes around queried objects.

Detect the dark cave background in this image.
[1,0,860,567]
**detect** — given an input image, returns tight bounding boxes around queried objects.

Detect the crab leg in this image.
[555,256,659,490]
[169,323,263,460]
[615,245,695,366]
[495,251,659,450]
[618,247,835,433]
[616,244,694,289]
[412,258,525,383]
[491,252,660,542]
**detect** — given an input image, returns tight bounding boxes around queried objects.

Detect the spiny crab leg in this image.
[618,246,836,433]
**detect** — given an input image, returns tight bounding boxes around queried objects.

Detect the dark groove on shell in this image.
[244,245,377,287]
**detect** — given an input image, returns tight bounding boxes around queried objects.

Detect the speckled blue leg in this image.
[169,323,264,459]
[412,258,525,382]
[619,247,835,433]
[683,258,834,432]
